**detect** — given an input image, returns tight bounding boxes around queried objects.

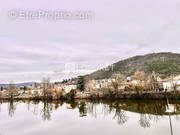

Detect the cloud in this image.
[0,0,180,83]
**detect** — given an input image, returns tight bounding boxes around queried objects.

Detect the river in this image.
[0,100,180,135]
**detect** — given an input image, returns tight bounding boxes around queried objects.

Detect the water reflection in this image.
[2,100,180,128]
[8,101,17,117]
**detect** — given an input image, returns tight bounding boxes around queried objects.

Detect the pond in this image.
[0,100,180,135]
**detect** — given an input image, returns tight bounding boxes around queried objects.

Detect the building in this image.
[55,83,77,93]
[162,76,180,91]
[31,89,43,96]
[85,79,116,90]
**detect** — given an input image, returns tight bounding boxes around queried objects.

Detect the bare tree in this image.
[42,78,52,100]
[172,82,177,93]
[8,81,16,100]
[132,71,146,82]
[112,73,126,84]
[111,81,119,94]
[111,73,126,94]
[148,71,160,91]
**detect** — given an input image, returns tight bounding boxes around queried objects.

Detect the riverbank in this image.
[75,91,180,100]
[1,91,180,100]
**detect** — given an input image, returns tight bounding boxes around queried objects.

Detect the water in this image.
[0,100,180,135]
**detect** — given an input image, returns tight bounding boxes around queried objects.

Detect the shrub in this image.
[124,85,134,91]
[135,85,144,95]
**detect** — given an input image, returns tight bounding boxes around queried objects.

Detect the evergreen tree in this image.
[77,76,85,92]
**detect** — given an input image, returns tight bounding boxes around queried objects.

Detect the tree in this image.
[111,73,126,94]
[77,76,85,92]
[24,86,27,92]
[0,86,3,91]
[42,78,52,100]
[148,71,160,91]
[135,85,144,95]
[172,82,177,93]
[111,81,119,94]
[111,73,126,84]
[8,81,16,100]
[132,71,146,82]
[34,82,38,88]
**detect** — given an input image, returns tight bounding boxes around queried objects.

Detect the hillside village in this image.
[0,71,180,100]
[85,72,180,93]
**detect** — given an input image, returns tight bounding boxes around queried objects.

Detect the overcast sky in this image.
[0,0,180,83]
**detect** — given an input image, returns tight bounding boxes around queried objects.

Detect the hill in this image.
[0,82,38,89]
[86,52,180,79]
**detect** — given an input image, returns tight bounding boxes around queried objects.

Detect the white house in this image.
[95,79,116,89]
[31,89,43,95]
[56,83,77,93]
[64,84,77,93]
[85,79,117,90]
[162,76,180,91]
[163,82,172,91]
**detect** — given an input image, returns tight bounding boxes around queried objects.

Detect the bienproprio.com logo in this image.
[8,9,94,21]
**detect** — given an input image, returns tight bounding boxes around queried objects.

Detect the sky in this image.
[0,0,180,83]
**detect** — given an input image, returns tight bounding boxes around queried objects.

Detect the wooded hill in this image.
[85,52,180,79]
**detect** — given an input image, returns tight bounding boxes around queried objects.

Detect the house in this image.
[131,80,139,85]
[85,79,116,90]
[163,82,172,91]
[55,83,77,93]
[162,76,180,91]
[18,90,25,95]
[31,89,43,96]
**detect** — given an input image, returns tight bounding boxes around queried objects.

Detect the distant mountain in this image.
[86,52,180,79]
[0,82,39,88]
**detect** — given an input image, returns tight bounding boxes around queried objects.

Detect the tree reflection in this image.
[113,109,129,125]
[139,114,151,128]
[0,100,2,112]
[8,101,16,117]
[31,100,40,116]
[3,99,180,127]
[78,102,87,117]
[112,101,129,125]
[41,101,53,121]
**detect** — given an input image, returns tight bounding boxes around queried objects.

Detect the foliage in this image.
[24,86,27,91]
[77,76,85,92]
[78,102,87,117]
[135,85,144,95]
[111,81,119,92]
[147,60,180,78]
[124,85,134,91]
[86,52,180,79]
[65,90,76,101]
